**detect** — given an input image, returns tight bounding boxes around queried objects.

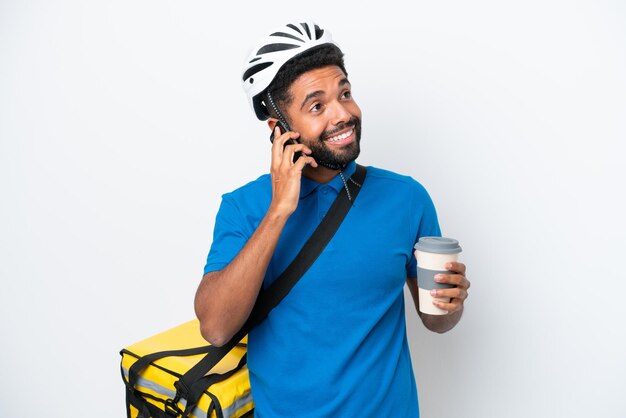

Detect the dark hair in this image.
[264,43,347,122]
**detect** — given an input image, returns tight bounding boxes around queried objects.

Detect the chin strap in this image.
[316,162,359,202]
[337,166,362,201]
[316,159,343,170]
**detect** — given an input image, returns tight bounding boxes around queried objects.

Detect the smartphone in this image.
[269,119,290,143]
[269,119,302,163]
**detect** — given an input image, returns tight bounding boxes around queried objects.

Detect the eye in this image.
[341,90,352,99]
[310,103,322,112]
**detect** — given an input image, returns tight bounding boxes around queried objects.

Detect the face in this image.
[283,65,362,168]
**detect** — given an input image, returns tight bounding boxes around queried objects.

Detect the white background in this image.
[1,1,625,417]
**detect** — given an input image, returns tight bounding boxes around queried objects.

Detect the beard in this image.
[306,116,362,169]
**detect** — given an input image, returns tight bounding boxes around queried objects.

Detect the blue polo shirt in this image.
[204,161,441,417]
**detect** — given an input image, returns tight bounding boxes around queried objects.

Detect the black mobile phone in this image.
[269,119,290,143]
[270,119,302,163]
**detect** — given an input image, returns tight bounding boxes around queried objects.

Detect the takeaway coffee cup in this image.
[414,237,462,315]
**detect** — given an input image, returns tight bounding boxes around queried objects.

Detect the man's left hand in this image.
[430,261,470,313]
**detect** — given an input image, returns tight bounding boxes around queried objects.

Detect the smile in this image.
[325,129,354,145]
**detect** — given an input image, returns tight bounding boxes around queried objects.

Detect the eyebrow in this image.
[299,78,351,110]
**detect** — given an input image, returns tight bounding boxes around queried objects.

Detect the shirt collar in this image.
[299,160,357,199]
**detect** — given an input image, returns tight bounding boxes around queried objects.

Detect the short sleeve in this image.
[406,182,441,278]
[203,194,251,275]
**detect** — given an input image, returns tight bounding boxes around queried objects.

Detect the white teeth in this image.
[327,129,353,142]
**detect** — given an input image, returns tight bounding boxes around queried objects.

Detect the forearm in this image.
[418,308,463,334]
[194,206,289,346]
[406,277,464,334]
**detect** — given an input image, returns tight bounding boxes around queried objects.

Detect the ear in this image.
[267,118,279,132]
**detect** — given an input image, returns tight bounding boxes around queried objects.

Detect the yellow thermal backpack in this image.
[120,319,253,418]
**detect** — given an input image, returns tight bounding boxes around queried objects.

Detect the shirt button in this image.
[322,188,328,195]
[319,212,324,219]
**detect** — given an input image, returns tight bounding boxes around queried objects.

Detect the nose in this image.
[329,101,351,126]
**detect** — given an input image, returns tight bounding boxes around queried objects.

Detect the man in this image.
[194,21,470,417]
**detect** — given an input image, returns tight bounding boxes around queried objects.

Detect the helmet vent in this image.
[270,32,305,43]
[242,62,273,81]
[257,43,300,55]
[287,23,303,35]
[314,25,324,39]
[300,23,311,39]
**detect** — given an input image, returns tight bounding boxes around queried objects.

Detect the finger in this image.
[434,273,469,288]
[270,127,284,171]
[271,129,300,169]
[445,261,466,275]
[272,128,300,148]
[293,153,318,170]
[433,298,463,313]
[281,143,313,166]
[280,144,311,170]
[430,287,468,301]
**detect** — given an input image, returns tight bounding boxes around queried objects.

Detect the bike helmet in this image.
[242,21,339,121]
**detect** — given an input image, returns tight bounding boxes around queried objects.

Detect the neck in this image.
[302,164,340,184]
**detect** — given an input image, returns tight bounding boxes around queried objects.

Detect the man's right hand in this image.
[269,126,318,217]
